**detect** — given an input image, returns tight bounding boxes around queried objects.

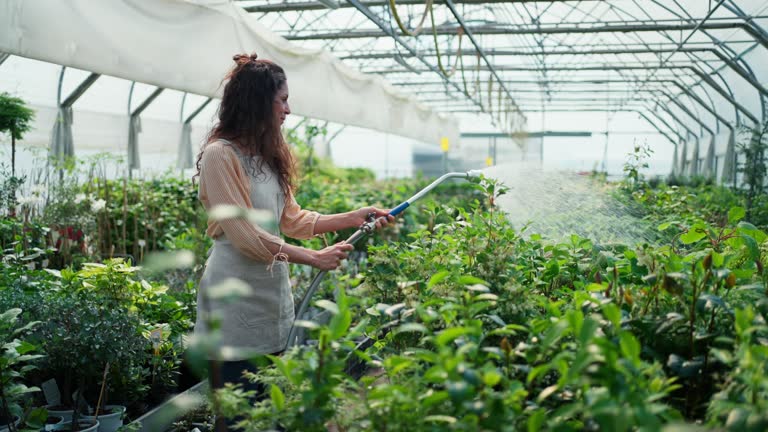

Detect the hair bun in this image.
[233,52,258,66]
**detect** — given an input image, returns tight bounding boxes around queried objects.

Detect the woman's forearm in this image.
[312,212,357,235]
[263,239,353,271]
[263,241,317,267]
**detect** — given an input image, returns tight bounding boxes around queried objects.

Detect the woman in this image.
[194,53,393,399]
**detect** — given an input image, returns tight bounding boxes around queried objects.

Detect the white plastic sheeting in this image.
[0,0,459,148]
[49,106,74,162]
[703,135,716,180]
[177,122,194,170]
[128,116,141,170]
[722,130,737,185]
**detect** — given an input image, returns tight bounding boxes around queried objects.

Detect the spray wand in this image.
[285,170,482,349]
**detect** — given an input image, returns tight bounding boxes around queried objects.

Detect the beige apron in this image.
[194,140,293,359]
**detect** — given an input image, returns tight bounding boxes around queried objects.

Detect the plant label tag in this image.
[41,379,61,406]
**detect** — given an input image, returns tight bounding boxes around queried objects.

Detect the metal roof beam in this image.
[376,63,759,123]
[242,0,599,13]
[344,0,487,113]
[131,87,164,117]
[286,22,768,49]
[443,0,523,118]
[346,46,767,96]
[405,76,733,129]
[61,72,100,108]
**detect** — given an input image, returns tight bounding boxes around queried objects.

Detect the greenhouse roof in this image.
[0,0,766,177]
[241,0,768,141]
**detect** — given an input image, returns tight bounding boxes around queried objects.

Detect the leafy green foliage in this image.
[0,93,34,141]
[0,308,42,427]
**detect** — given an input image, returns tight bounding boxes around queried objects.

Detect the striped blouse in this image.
[198,141,320,262]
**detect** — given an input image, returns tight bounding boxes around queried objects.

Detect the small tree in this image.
[0,93,35,178]
[737,119,768,220]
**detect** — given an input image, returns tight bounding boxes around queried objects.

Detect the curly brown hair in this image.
[195,53,296,196]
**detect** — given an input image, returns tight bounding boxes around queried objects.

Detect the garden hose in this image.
[285,170,483,349]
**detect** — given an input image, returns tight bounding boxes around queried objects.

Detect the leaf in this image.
[384,356,414,375]
[44,268,62,278]
[0,308,22,323]
[270,384,285,411]
[619,332,641,362]
[537,384,559,403]
[728,207,746,224]
[602,303,621,329]
[329,309,351,340]
[384,303,405,317]
[658,221,676,231]
[435,327,472,346]
[578,318,599,346]
[466,284,490,293]
[458,275,489,286]
[586,283,606,292]
[528,409,547,432]
[696,294,727,314]
[474,293,498,302]
[740,234,760,261]
[395,323,428,334]
[292,320,320,330]
[427,271,450,289]
[315,299,339,315]
[666,354,703,378]
[424,415,457,424]
[736,222,766,242]
[483,370,502,387]
[420,390,449,408]
[680,224,707,244]
[656,312,685,334]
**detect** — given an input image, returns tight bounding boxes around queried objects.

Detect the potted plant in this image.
[0,308,43,432]
[15,407,64,431]
[35,290,144,432]
[50,418,98,432]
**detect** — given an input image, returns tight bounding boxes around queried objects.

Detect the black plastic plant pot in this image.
[46,415,65,425]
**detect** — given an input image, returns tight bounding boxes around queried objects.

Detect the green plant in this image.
[707,305,768,431]
[623,142,653,192]
[0,93,34,179]
[737,121,768,222]
[0,308,43,432]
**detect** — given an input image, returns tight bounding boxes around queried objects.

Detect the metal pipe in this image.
[245,0,604,13]
[184,97,213,124]
[443,0,523,120]
[654,89,715,136]
[385,63,760,123]
[285,22,768,48]
[345,0,485,112]
[61,73,100,108]
[131,87,164,117]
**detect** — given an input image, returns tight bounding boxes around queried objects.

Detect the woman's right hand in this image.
[312,241,354,271]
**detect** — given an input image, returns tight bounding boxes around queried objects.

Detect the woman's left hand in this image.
[352,206,395,230]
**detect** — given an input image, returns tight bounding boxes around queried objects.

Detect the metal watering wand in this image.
[285,170,483,349]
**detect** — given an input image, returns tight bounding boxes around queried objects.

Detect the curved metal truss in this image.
[237,0,768,142]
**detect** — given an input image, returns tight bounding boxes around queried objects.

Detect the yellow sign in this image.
[440,137,450,152]
[486,157,494,166]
